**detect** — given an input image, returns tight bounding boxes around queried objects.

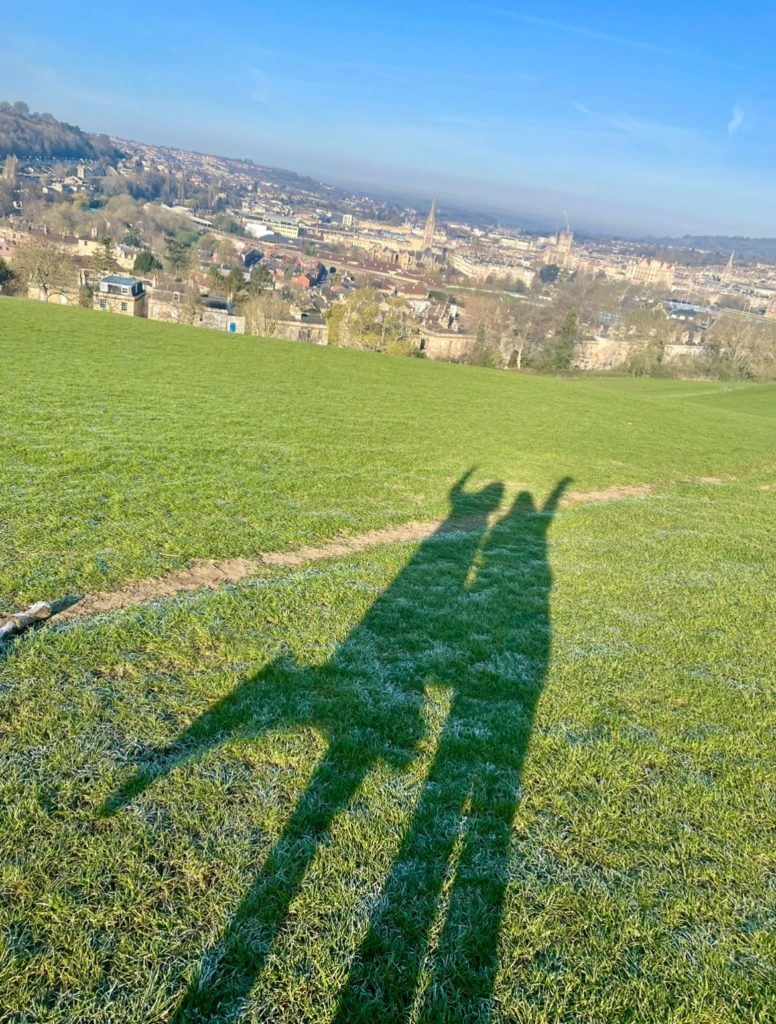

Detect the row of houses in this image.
[93,275,329,344]
[20,265,714,370]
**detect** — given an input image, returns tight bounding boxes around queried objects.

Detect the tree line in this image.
[0,101,122,162]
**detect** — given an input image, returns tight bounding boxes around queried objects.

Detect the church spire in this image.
[422,196,436,251]
[722,250,735,283]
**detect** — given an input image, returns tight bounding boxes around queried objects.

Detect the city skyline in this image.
[4,1,775,236]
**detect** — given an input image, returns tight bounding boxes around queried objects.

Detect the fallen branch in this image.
[0,602,54,643]
[0,596,81,645]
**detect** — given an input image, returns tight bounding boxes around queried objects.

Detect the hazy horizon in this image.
[5,1,775,236]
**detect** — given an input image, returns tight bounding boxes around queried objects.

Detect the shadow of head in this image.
[448,468,504,520]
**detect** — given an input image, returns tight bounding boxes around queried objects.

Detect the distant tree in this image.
[3,153,17,184]
[463,293,513,367]
[13,240,75,300]
[462,326,502,368]
[164,235,193,277]
[0,102,122,161]
[225,266,246,301]
[714,294,752,313]
[207,265,225,294]
[377,297,417,354]
[505,300,556,370]
[133,250,163,274]
[121,230,142,248]
[242,290,290,337]
[212,213,240,234]
[325,303,346,346]
[90,237,118,276]
[734,322,776,381]
[0,182,14,216]
[539,264,560,285]
[197,233,217,258]
[248,264,273,291]
[703,316,773,380]
[325,289,382,349]
[0,255,14,292]
[215,237,238,265]
[183,288,202,325]
[623,304,673,376]
[543,312,578,370]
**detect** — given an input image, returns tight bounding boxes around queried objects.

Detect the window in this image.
[173,291,180,302]
[120,302,127,312]
[99,298,107,309]
[121,286,130,295]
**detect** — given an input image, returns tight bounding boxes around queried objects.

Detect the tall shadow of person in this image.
[332,475,570,1022]
[102,471,570,1022]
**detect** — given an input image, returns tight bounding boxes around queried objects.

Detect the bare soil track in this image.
[51,484,665,624]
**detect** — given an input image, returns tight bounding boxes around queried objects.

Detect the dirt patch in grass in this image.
[564,484,654,504]
[55,519,484,622]
[55,558,260,621]
[53,484,667,623]
[261,518,480,567]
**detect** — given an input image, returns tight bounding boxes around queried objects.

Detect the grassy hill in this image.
[1,299,774,1022]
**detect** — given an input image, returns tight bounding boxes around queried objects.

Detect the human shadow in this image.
[102,471,570,1022]
[333,478,569,1022]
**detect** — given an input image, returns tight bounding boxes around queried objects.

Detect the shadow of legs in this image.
[415,768,516,1023]
[174,743,369,1023]
[332,744,469,1024]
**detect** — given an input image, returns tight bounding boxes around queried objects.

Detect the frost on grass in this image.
[444,717,493,741]
[474,651,535,684]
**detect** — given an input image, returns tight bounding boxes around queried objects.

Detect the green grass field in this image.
[1,299,774,1023]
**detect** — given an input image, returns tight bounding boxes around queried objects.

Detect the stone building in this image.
[147,286,245,333]
[94,275,147,316]
[417,327,477,361]
[626,258,675,290]
[275,311,328,344]
[147,286,197,324]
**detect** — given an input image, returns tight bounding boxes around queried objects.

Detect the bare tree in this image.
[464,294,557,368]
[706,315,776,379]
[12,239,75,301]
[243,291,291,337]
[377,298,417,353]
[215,237,238,265]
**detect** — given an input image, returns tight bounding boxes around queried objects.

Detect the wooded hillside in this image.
[0,100,122,162]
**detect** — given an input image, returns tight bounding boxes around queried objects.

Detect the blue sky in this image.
[4,1,776,235]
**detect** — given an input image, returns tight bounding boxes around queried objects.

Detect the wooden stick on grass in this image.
[0,602,53,643]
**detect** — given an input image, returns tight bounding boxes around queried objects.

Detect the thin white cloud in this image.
[727,105,744,136]
[246,69,273,109]
[474,7,743,69]
[574,103,697,149]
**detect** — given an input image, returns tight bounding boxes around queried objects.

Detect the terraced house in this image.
[94,275,147,316]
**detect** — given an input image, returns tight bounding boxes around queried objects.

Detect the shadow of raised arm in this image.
[99,658,296,816]
[542,475,573,516]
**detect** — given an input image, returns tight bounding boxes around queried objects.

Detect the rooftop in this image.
[100,275,143,287]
